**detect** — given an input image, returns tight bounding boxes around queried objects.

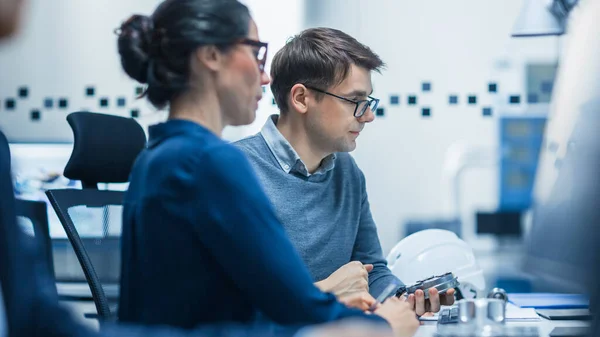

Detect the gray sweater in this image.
[234,115,402,298]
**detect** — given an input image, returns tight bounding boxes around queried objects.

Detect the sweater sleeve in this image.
[351,169,404,298]
[181,144,387,326]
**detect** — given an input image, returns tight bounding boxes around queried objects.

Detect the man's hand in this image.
[374,297,420,337]
[315,261,373,298]
[406,288,456,316]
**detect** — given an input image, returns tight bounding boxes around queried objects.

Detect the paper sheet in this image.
[505,303,541,321]
[418,312,440,321]
[417,304,541,322]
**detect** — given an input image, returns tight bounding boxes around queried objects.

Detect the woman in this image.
[115,0,417,335]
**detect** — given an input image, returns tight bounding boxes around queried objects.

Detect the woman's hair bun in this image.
[115,0,251,110]
[116,14,155,84]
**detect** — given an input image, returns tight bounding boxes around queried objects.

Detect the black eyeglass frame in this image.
[305,86,380,118]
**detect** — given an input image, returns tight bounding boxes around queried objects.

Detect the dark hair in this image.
[270,27,384,114]
[116,0,251,110]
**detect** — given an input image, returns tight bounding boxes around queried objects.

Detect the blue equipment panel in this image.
[499,116,547,210]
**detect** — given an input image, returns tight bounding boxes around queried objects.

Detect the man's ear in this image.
[192,45,223,72]
[289,84,309,114]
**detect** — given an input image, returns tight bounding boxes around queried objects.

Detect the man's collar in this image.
[260,114,336,177]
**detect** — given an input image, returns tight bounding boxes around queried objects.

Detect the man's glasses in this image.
[238,38,268,73]
[306,86,379,118]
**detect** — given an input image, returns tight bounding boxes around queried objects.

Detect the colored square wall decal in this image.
[422,107,431,117]
[131,109,140,118]
[30,110,41,121]
[117,97,127,107]
[422,82,431,92]
[488,83,497,93]
[483,107,493,116]
[408,96,417,105]
[5,99,15,110]
[390,95,399,105]
[509,95,521,104]
[449,95,458,104]
[18,87,28,98]
[44,98,53,108]
[468,95,477,104]
[376,107,385,116]
[100,98,109,108]
[86,87,95,97]
[58,98,68,109]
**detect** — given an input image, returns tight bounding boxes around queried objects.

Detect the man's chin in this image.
[336,141,357,153]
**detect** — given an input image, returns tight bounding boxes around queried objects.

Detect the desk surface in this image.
[57,285,591,337]
[415,319,591,337]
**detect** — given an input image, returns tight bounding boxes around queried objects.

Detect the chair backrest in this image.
[64,111,146,189]
[46,189,124,320]
[45,112,146,322]
[14,199,55,282]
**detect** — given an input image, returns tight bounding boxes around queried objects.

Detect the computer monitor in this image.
[9,143,79,239]
[9,142,127,238]
[523,107,599,294]
[522,0,600,297]
[9,143,124,288]
[476,211,522,237]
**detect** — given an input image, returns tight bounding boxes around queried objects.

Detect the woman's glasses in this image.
[238,38,268,73]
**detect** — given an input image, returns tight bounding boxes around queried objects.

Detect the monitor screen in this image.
[523,0,600,296]
[9,143,127,239]
[524,108,599,293]
[9,143,78,239]
[10,143,125,283]
[476,211,522,236]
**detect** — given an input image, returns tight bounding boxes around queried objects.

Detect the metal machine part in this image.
[487,288,509,302]
[403,272,460,300]
[436,298,539,337]
[435,298,540,337]
[457,298,506,324]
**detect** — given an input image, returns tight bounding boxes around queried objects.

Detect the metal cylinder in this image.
[457,298,506,325]
[487,287,509,302]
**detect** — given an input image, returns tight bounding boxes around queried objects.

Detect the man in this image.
[235,27,454,316]
[0,1,400,336]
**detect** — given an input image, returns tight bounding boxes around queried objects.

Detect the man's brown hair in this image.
[270,27,384,113]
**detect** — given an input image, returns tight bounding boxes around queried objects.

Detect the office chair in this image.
[14,198,56,285]
[45,112,146,322]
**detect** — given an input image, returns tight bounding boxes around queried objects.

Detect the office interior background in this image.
[0,0,594,322]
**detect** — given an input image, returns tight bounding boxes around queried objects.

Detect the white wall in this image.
[302,0,564,254]
[0,0,163,142]
[0,0,302,142]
